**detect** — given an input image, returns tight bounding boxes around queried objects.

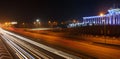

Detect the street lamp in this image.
[48,21,52,28]
[48,21,51,24]
[99,13,107,44]
[34,19,40,28]
[73,19,76,23]
[36,19,40,22]
[100,13,104,16]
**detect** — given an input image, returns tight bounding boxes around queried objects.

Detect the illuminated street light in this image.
[5,22,8,25]
[34,19,41,28]
[36,19,40,22]
[73,19,76,23]
[48,21,51,24]
[100,13,104,16]
[22,23,25,25]
[11,22,17,24]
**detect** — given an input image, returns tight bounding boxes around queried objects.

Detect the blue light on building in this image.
[67,8,120,28]
[83,8,120,26]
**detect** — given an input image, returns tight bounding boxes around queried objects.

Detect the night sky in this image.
[0,0,120,22]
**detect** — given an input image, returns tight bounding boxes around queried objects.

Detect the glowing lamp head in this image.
[100,13,104,16]
[36,19,40,22]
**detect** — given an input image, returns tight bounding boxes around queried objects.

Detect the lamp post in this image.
[102,19,106,43]
[36,19,40,22]
[48,21,52,28]
[100,13,106,44]
[34,19,40,28]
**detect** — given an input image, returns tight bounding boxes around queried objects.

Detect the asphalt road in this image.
[0,28,81,59]
[2,27,120,59]
[0,37,13,59]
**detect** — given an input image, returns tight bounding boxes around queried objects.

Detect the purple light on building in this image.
[83,8,120,26]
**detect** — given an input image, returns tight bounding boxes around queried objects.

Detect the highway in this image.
[6,28,120,59]
[0,28,81,59]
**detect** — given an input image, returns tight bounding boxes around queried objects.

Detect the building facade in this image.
[68,8,120,28]
[83,8,120,26]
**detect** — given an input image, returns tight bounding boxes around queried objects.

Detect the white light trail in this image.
[4,33,52,59]
[1,35,35,59]
[1,28,81,59]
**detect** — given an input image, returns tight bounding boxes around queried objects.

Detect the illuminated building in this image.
[68,8,120,28]
[83,8,120,26]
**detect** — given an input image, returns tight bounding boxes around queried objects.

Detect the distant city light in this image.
[48,21,51,23]
[11,22,17,24]
[36,19,40,22]
[73,20,76,23]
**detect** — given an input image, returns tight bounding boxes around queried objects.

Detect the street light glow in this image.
[100,13,104,16]
[36,19,40,22]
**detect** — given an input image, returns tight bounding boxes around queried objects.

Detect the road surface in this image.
[0,28,81,59]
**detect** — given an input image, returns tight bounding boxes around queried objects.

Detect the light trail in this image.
[1,34,35,59]
[4,33,53,59]
[0,28,81,59]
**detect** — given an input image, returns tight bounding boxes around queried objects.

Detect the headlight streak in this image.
[0,28,81,59]
[1,35,35,59]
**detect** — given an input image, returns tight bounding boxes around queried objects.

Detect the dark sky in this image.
[0,0,120,22]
